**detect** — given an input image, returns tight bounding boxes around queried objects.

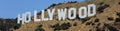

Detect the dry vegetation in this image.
[16,0,120,31]
[1,0,120,31]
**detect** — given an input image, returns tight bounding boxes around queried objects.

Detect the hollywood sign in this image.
[17,4,96,24]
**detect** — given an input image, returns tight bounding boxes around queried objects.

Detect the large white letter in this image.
[34,10,41,21]
[17,14,24,24]
[68,8,76,19]
[42,10,49,21]
[24,11,31,23]
[48,9,55,20]
[58,8,67,20]
[88,4,96,17]
[79,7,87,18]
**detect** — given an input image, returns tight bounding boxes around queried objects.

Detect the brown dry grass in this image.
[15,0,120,31]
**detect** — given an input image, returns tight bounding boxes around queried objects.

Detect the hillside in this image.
[15,0,120,31]
[0,18,21,31]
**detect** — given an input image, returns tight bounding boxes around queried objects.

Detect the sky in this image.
[0,0,84,18]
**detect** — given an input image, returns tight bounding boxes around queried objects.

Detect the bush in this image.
[35,25,45,31]
[115,18,120,22]
[80,18,90,23]
[107,17,113,21]
[61,22,71,30]
[97,4,109,13]
[73,22,77,26]
[48,4,56,9]
[94,18,99,22]
[51,22,71,31]
[116,12,120,17]
[0,18,21,31]
[35,28,44,31]
[118,2,120,5]
[104,24,119,31]
[68,1,77,3]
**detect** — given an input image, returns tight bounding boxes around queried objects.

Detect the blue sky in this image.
[0,0,84,18]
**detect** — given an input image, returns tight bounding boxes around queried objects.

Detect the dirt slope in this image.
[15,0,120,31]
